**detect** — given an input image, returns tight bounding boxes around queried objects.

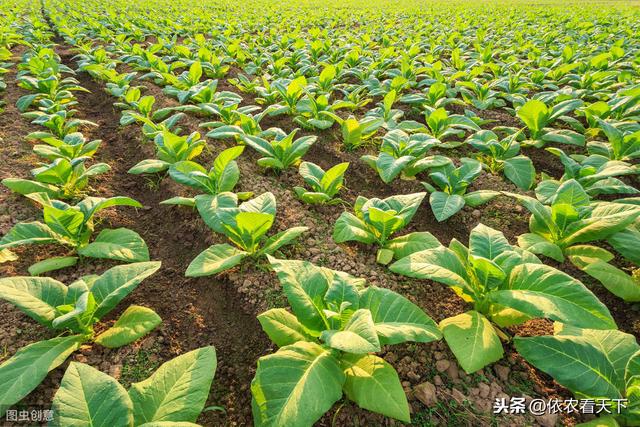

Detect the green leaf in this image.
[28,256,78,276]
[129,346,217,424]
[333,212,376,244]
[390,246,473,297]
[490,263,616,329]
[342,353,410,422]
[258,308,314,347]
[185,244,247,277]
[429,192,465,222]
[503,156,535,190]
[517,233,564,262]
[321,309,381,353]
[0,335,84,416]
[51,362,133,427]
[384,231,441,259]
[582,261,640,302]
[91,262,162,319]
[517,99,548,135]
[0,276,68,326]
[2,178,60,197]
[128,159,170,174]
[78,228,150,262]
[95,305,162,348]
[251,341,345,427]
[515,335,622,399]
[268,257,332,334]
[439,311,504,373]
[359,286,442,344]
[463,190,500,208]
[469,223,510,260]
[0,221,59,250]
[260,226,308,255]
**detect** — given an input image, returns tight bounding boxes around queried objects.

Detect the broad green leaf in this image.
[333,212,376,244]
[129,346,217,424]
[78,228,150,262]
[258,308,314,347]
[0,335,84,416]
[429,192,465,222]
[251,341,345,427]
[503,156,535,190]
[28,256,78,276]
[95,305,162,348]
[359,286,441,344]
[384,231,440,259]
[0,276,67,326]
[342,353,410,422]
[91,262,162,319]
[491,263,616,329]
[469,223,510,260]
[0,221,59,249]
[440,311,503,373]
[582,261,640,302]
[321,309,381,353]
[186,244,247,277]
[51,362,133,427]
[514,335,622,399]
[390,246,473,298]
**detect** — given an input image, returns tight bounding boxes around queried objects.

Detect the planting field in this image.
[1,0,640,425]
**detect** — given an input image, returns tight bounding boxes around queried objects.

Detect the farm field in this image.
[0,0,639,425]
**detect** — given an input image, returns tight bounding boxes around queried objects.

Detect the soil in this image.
[0,30,637,427]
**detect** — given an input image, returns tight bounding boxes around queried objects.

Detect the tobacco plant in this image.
[516,325,640,425]
[162,146,253,206]
[422,158,499,222]
[49,346,217,426]
[361,129,449,183]
[466,129,536,190]
[0,261,161,416]
[242,129,317,172]
[390,223,616,373]
[128,130,206,174]
[293,161,349,205]
[0,193,149,274]
[252,257,442,425]
[186,192,308,276]
[333,192,437,264]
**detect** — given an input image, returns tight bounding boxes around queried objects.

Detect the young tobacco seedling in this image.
[588,118,640,161]
[333,192,437,264]
[466,129,536,190]
[535,147,638,202]
[161,145,253,206]
[422,158,499,222]
[186,192,308,276]
[399,107,480,143]
[0,261,161,416]
[128,130,206,174]
[508,180,640,265]
[49,346,217,426]
[361,129,450,183]
[0,193,149,274]
[2,157,111,199]
[516,324,640,425]
[515,98,585,147]
[242,128,317,172]
[324,113,383,151]
[390,223,616,373]
[26,131,101,161]
[293,161,349,205]
[252,257,442,426]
